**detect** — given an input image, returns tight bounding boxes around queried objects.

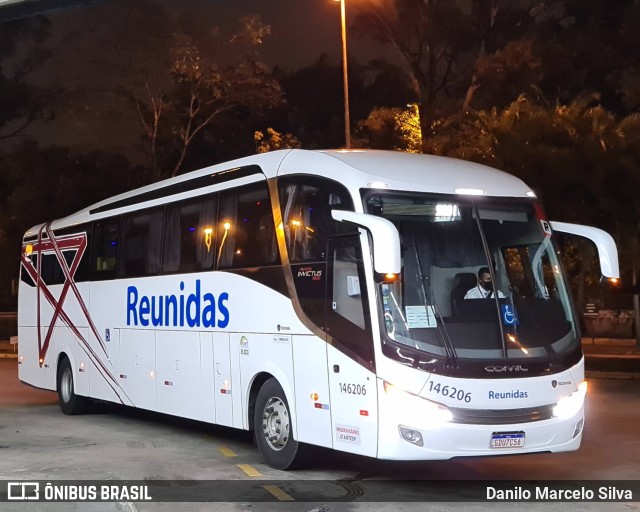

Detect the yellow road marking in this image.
[237,464,262,477]
[263,485,295,501]
[218,447,237,457]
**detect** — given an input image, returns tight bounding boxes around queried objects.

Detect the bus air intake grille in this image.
[449,405,554,425]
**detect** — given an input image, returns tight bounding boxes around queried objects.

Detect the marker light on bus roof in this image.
[367,182,390,189]
[25,244,33,256]
[527,191,537,198]
[454,188,485,196]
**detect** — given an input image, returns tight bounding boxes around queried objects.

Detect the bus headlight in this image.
[383,381,453,426]
[553,380,588,419]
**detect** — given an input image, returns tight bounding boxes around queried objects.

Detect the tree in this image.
[132,16,283,178]
[274,54,351,149]
[355,0,554,151]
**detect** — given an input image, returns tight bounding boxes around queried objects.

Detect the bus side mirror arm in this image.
[331,210,401,275]
[550,221,620,279]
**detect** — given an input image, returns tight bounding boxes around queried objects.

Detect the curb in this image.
[585,354,640,359]
[585,371,640,380]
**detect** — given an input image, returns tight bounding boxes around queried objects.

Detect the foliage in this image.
[354,0,557,150]
[254,128,301,153]
[355,0,640,153]
[356,104,421,152]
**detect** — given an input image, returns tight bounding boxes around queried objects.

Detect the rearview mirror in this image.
[331,210,401,277]
[550,221,619,279]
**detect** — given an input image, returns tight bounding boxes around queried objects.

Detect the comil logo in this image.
[8,482,40,500]
[484,365,528,373]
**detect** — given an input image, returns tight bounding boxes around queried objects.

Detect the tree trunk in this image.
[417,100,431,154]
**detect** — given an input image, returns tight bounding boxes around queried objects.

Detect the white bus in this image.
[18,149,619,469]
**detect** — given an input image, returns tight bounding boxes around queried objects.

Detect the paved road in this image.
[1,359,639,512]
[0,357,57,406]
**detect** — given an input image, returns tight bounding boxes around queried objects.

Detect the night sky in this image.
[1,0,394,154]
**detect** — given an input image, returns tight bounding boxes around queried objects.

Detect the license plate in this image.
[490,431,525,449]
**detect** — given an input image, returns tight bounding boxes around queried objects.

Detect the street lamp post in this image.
[337,0,351,149]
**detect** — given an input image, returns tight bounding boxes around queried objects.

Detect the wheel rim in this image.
[61,368,73,403]
[261,396,290,451]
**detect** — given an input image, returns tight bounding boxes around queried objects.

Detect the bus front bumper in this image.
[377,382,585,461]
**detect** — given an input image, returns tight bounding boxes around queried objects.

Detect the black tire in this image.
[254,378,305,470]
[57,357,89,415]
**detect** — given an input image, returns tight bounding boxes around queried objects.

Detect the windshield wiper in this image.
[472,203,508,358]
[411,236,458,366]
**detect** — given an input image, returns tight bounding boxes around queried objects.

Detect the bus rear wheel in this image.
[57,357,89,415]
[254,378,304,470]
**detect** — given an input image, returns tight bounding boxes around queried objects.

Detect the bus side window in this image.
[163,197,217,274]
[217,183,279,269]
[119,208,163,278]
[325,235,374,364]
[91,220,120,281]
[20,251,37,287]
[40,253,65,285]
[278,176,355,263]
[503,246,558,298]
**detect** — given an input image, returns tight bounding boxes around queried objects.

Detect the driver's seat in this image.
[451,272,477,316]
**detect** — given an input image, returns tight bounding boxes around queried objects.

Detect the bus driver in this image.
[464,266,505,299]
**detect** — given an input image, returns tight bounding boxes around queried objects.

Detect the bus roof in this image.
[25,149,535,234]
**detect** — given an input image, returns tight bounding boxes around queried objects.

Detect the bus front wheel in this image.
[254,378,304,470]
[57,357,89,415]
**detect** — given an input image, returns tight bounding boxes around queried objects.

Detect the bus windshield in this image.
[364,192,578,364]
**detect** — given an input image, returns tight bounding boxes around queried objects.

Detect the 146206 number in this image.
[428,381,471,402]
[339,383,367,395]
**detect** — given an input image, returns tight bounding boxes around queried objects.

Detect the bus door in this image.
[325,234,378,457]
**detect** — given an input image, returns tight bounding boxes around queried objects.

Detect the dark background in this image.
[0,0,638,326]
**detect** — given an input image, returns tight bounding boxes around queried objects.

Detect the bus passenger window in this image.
[217,183,279,269]
[163,198,217,274]
[119,208,163,278]
[40,252,80,286]
[91,220,119,280]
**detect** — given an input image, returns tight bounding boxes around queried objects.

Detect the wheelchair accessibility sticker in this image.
[501,304,518,326]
